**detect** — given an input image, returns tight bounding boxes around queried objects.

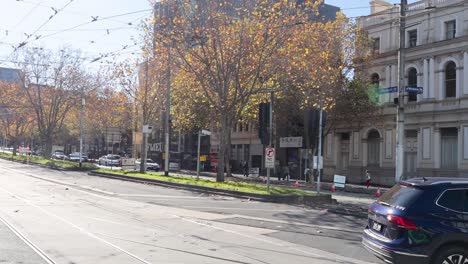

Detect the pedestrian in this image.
[283,165,290,181]
[243,161,249,177]
[365,170,372,188]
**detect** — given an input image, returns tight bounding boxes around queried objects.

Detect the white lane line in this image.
[181,206,305,212]
[0,214,56,264]
[0,185,153,264]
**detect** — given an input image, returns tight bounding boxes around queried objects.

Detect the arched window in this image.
[445,61,456,98]
[367,130,380,167]
[407,68,417,102]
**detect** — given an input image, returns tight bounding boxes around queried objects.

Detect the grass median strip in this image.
[96,169,316,196]
[0,152,96,170]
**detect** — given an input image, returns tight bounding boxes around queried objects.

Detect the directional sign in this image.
[265,147,275,168]
[405,86,423,94]
[378,87,398,94]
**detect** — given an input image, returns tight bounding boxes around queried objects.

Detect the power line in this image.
[21,0,143,25]
[34,8,152,43]
[18,0,76,48]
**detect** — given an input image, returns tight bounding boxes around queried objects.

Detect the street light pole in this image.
[197,130,201,180]
[267,91,273,193]
[395,0,407,183]
[164,47,171,176]
[316,100,323,194]
[79,88,85,168]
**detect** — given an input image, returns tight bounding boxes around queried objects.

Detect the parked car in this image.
[67,152,88,162]
[51,150,66,160]
[98,154,121,166]
[362,177,468,264]
[135,159,160,171]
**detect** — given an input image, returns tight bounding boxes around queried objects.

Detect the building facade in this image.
[324,0,468,186]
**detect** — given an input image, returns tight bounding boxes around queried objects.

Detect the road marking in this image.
[0,214,56,264]
[182,206,306,212]
[0,185,153,264]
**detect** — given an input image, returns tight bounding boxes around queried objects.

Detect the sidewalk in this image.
[178,169,389,196]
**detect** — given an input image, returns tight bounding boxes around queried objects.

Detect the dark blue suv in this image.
[362,177,468,264]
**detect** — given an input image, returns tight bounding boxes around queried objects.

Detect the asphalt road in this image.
[0,159,381,264]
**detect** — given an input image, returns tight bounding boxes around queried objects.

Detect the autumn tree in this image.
[113,17,169,171]
[12,47,89,157]
[153,0,322,182]
[0,81,34,155]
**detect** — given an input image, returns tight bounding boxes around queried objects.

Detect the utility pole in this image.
[164,47,171,176]
[162,2,172,176]
[267,91,273,193]
[79,87,85,168]
[395,0,407,183]
[196,130,201,180]
[316,100,323,194]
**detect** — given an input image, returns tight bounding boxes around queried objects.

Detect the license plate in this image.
[372,222,382,232]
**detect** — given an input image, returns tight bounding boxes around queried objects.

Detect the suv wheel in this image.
[432,246,468,264]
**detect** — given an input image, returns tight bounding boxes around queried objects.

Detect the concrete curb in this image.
[178,170,390,196]
[0,156,95,171]
[88,171,334,206]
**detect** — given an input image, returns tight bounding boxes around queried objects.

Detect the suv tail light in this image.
[387,215,419,230]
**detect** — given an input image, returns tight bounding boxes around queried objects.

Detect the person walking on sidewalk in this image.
[365,170,372,188]
[283,165,290,181]
[243,161,249,177]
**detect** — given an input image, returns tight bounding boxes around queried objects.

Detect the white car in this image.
[135,159,160,171]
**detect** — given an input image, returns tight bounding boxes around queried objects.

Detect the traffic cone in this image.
[294,179,299,188]
[376,186,381,198]
[331,183,336,192]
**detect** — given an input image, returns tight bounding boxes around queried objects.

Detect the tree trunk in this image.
[225,122,232,178]
[44,136,53,158]
[12,141,17,156]
[217,113,228,182]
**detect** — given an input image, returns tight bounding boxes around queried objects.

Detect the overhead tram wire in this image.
[21,0,144,26]
[32,8,152,43]
[15,0,77,50]
[0,0,44,44]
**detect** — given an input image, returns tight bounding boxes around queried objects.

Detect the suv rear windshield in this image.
[377,184,423,210]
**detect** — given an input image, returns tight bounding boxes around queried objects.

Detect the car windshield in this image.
[108,156,120,160]
[377,184,423,210]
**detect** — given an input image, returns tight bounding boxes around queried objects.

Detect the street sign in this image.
[280,137,303,148]
[265,147,275,168]
[142,125,153,134]
[405,86,423,94]
[378,87,398,94]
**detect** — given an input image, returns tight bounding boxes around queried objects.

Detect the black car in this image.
[363,177,468,264]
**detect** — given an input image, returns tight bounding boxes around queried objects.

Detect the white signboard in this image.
[265,147,275,168]
[142,125,153,134]
[249,167,260,177]
[313,156,323,169]
[121,158,135,170]
[280,137,303,148]
[333,175,346,188]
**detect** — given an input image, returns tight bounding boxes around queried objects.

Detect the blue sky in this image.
[0,0,409,70]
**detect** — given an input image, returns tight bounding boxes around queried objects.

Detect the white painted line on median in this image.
[0,214,57,264]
